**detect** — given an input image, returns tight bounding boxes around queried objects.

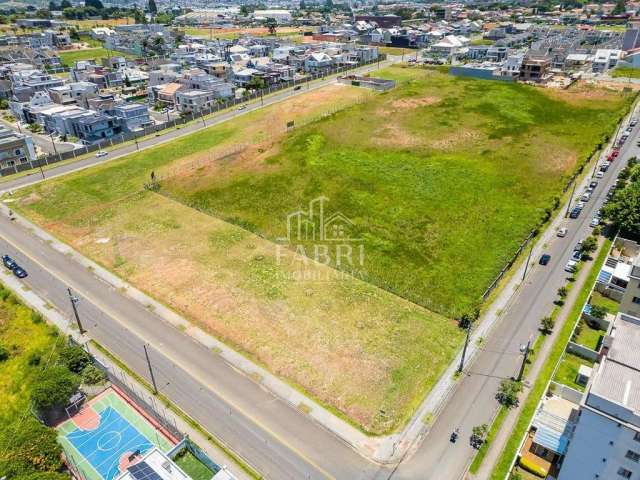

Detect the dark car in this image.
[589,181,598,189]
[12,266,27,278]
[539,254,551,266]
[569,207,581,219]
[572,250,582,261]
[2,255,16,270]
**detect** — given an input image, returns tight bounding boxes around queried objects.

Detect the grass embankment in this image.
[0,284,67,479]
[612,66,640,79]
[12,68,630,434]
[490,237,612,479]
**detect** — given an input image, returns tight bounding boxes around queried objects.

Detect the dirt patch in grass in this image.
[391,96,441,110]
[429,129,482,150]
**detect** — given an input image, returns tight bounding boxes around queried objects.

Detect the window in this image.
[633,297,640,305]
[627,450,640,463]
[618,467,633,479]
[635,432,640,442]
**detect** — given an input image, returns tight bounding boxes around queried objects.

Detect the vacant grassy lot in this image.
[58,47,111,66]
[612,66,640,79]
[12,68,630,433]
[184,26,304,40]
[164,67,631,317]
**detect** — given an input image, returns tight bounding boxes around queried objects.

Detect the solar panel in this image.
[128,461,163,480]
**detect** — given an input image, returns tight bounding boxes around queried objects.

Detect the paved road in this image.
[391,116,639,479]
[0,59,396,193]
[0,212,388,480]
[0,118,75,155]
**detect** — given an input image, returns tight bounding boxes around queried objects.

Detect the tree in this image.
[496,379,522,408]
[266,17,277,35]
[27,123,42,133]
[557,286,568,298]
[613,0,626,14]
[590,304,608,319]
[124,75,131,87]
[81,364,106,384]
[58,343,90,373]
[458,307,480,329]
[61,0,72,8]
[470,423,488,448]
[603,182,640,236]
[540,316,555,334]
[148,0,157,15]
[31,365,80,411]
[300,0,306,9]
[85,0,104,10]
[580,235,598,257]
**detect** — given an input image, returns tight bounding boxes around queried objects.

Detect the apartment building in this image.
[620,255,640,319]
[559,312,640,480]
[0,126,36,169]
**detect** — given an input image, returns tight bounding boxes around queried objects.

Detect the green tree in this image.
[31,365,80,411]
[540,316,555,334]
[590,304,609,319]
[496,379,522,408]
[58,343,90,373]
[603,182,640,235]
[266,17,277,35]
[613,0,626,14]
[580,236,598,257]
[148,0,157,15]
[85,0,104,10]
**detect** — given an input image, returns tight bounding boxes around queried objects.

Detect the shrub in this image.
[58,343,90,373]
[496,379,522,409]
[31,365,80,411]
[81,364,106,385]
[0,344,9,362]
[590,304,608,319]
[540,316,555,334]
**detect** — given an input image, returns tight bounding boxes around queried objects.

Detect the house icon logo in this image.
[280,196,360,243]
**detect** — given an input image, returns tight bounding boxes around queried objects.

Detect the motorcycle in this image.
[450,429,459,443]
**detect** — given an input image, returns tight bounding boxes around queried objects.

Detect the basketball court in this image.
[57,387,177,480]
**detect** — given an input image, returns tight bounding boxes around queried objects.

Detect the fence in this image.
[1,56,385,179]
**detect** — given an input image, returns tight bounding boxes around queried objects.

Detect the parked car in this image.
[571,249,582,261]
[636,139,640,147]
[565,260,578,273]
[2,255,16,270]
[557,227,568,237]
[589,181,598,189]
[590,216,601,227]
[294,85,302,91]
[237,105,247,111]
[600,163,609,172]
[626,126,633,133]
[576,202,586,209]
[95,150,108,158]
[12,265,27,278]
[569,207,582,219]
[581,192,591,202]
[575,239,583,251]
[612,149,620,158]
[631,118,638,127]
[539,254,551,265]
[607,186,616,198]
[596,171,605,179]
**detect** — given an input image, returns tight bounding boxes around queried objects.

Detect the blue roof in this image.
[597,270,612,284]
[533,424,569,454]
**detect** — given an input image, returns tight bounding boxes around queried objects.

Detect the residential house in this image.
[48,82,98,108]
[592,49,623,72]
[0,126,36,169]
[111,103,153,132]
[519,56,551,82]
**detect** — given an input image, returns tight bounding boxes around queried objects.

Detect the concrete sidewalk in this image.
[0,267,254,480]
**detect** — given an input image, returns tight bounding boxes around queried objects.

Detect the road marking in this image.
[0,224,338,480]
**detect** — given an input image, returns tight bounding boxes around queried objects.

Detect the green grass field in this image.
[163,66,630,318]
[174,449,215,480]
[611,66,640,79]
[12,67,631,434]
[590,291,620,313]
[58,48,135,67]
[574,320,603,351]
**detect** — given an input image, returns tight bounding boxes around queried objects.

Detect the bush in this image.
[0,415,64,476]
[590,304,608,319]
[496,379,522,409]
[0,344,9,362]
[58,343,90,373]
[81,364,106,385]
[540,316,555,334]
[31,365,80,411]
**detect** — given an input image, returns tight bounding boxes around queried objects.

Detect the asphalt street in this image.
[0,58,396,193]
[391,114,639,479]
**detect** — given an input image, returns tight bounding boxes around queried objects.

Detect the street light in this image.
[67,288,84,334]
[49,133,58,157]
[517,339,531,382]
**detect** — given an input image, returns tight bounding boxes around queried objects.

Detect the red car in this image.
[612,149,620,157]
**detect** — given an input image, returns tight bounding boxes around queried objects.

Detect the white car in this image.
[596,171,605,179]
[557,227,568,237]
[95,150,108,158]
[565,260,578,273]
[590,217,601,227]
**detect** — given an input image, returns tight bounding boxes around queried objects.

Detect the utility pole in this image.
[143,344,158,395]
[517,339,531,382]
[49,133,58,156]
[522,243,533,281]
[67,288,84,334]
[457,324,471,373]
[565,182,577,217]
